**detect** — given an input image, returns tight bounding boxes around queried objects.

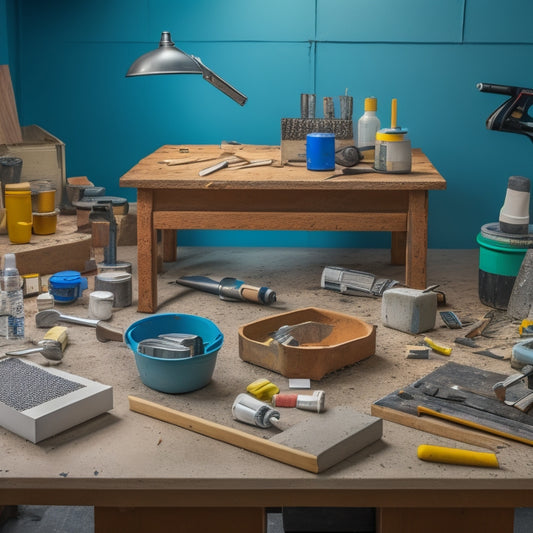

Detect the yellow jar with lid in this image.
[5,182,32,243]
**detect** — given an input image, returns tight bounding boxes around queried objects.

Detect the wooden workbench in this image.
[0,246,531,533]
[119,145,446,312]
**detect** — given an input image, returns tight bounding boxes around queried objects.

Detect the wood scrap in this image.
[0,65,22,144]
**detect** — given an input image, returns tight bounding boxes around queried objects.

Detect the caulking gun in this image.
[477,82,533,141]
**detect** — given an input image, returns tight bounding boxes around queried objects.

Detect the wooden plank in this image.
[0,65,22,144]
[0,216,91,275]
[128,396,320,473]
[95,506,266,533]
[154,211,408,232]
[378,508,514,533]
[372,362,533,447]
[152,188,409,213]
[371,404,507,451]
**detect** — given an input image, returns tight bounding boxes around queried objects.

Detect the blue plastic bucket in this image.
[125,313,224,394]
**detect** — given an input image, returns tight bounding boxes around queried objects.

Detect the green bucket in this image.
[477,223,533,309]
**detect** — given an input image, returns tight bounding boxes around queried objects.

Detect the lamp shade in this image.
[126,32,202,76]
[126,31,247,106]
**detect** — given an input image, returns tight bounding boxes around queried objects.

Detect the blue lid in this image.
[49,270,87,289]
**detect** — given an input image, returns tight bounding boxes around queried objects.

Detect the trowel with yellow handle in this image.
[4,326,68,362]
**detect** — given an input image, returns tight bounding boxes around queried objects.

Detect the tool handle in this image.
[96,322,124,343]
[390,98,397,129]
[58,314,100,327]
[476,82,519,95]
[513,392,533,413]
[240,284,276,305]
[198,160,229,177]
[417,444,499,468]
[5,346,44,356]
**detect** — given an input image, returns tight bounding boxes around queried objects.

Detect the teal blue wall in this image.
[6,0,533,248]
[0,0,8,62]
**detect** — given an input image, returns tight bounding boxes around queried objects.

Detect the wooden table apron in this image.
[120,145,446,313]
[0,483,526,532]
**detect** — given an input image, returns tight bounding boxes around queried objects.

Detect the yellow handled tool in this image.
[424,336,452,356]
[417,444,499,468]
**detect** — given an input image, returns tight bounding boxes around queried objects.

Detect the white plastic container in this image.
[381,287,437,334]
[89,291,114,320]
[357,97,380,161]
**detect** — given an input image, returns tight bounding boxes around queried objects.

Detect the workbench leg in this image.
[378,507,514,533]
[390,231,406,265]
[94,506,266,533]
[405,190,428,289]
[162,229,177,262]
[136,189,158,313]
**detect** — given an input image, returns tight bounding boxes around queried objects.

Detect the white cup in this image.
[89,291,114,320]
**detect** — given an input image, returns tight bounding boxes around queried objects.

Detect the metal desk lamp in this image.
[126,31,247,106]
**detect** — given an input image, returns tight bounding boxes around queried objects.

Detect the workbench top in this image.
[1,246,532,510]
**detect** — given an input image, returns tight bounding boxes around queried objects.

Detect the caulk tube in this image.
[499,176,530,234]
[272,391,326,413]
[232,393,281,428]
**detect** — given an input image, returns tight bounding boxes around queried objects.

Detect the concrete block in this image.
[381,287,437,334]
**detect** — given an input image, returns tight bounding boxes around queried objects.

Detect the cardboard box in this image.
[0,125,65,207]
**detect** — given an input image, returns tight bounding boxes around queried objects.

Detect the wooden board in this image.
[0,65,22,144]
[371,362,533,449]
[0,215,92,275]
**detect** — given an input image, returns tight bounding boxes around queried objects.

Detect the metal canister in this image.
[95,271,132,308]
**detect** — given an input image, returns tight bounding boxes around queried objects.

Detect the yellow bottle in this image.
[5,182,32,244]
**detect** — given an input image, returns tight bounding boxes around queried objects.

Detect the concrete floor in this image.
[1,506,532,531]
[0,506,284,532]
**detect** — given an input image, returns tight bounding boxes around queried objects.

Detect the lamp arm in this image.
[193,57,247,106]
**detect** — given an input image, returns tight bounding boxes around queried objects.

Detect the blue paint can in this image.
[306,133,335,171]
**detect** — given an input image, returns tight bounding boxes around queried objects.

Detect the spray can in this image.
[3,253,24,339]
[374,98,411,174]
[357,97,380,162]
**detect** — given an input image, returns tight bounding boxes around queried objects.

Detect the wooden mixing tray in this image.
[0,215,91,275]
